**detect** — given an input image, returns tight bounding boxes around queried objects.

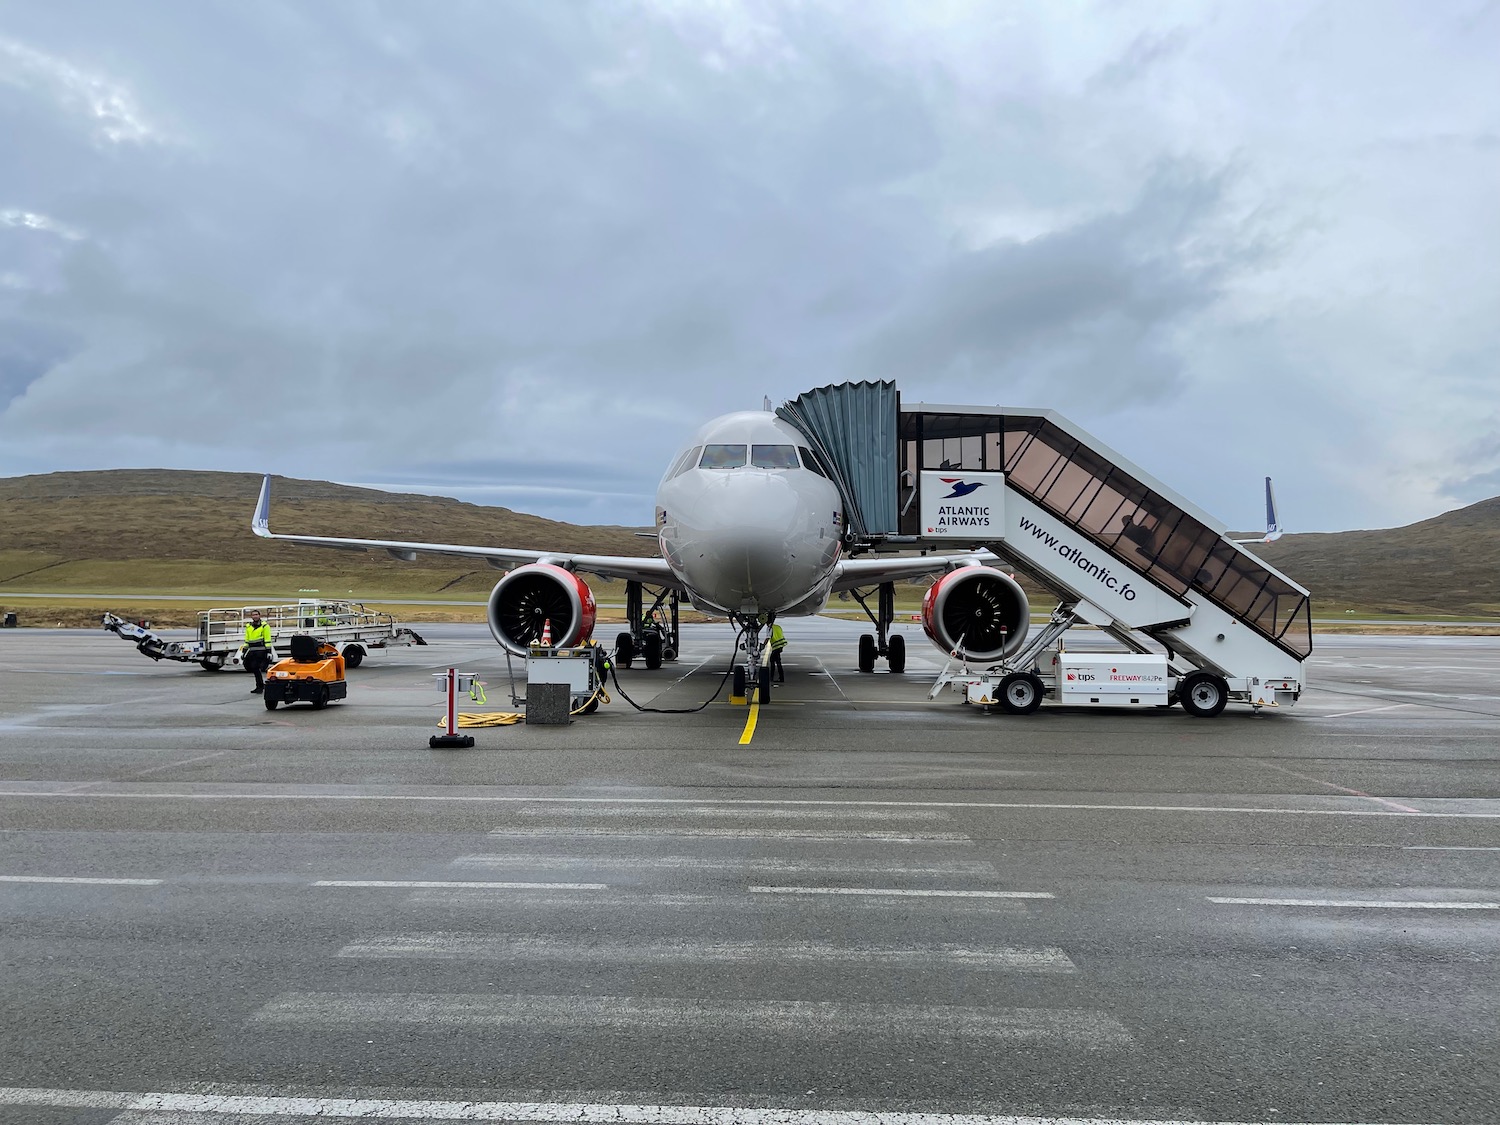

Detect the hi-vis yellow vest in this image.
[770,624,787,651]
[243,622,272,647]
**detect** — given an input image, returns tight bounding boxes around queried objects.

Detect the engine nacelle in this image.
[486,563,597,655]
[922,565,1030,663]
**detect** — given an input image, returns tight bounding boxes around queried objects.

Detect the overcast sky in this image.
[2,1,1497,532]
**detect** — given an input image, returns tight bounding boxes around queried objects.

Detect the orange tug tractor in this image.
[263,635,347,711]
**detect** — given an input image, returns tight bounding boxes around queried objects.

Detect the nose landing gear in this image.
[850,582,905,673]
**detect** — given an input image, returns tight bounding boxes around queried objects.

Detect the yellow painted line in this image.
[738,697,761,744]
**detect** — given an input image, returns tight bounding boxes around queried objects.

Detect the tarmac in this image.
[0,618,1496,1125]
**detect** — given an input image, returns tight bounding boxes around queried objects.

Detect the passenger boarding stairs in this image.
[783,384,1311,700]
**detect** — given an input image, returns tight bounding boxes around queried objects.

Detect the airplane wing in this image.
[251,475,681,588]
[831,550,995,592]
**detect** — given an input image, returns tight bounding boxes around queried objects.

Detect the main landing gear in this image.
[849,582,906,674]
[614,582,681,671]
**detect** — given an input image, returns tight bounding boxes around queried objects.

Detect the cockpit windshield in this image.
[750,445,800,469]
[699,444,748,469]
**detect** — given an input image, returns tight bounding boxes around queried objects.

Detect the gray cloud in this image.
[1,1,1498,533]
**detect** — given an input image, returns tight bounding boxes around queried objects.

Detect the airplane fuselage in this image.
[655,411,844,617]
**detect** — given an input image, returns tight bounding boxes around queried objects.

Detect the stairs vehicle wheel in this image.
[998,672,1045,715]
[342,644,364,668]
[1179,672,1229,718]
[857,633,877,673]
[642,632,664,670]
[886,634,906,674]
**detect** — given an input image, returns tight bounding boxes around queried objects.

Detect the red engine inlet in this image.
[922,566,1030,662]
[486,563,597,655]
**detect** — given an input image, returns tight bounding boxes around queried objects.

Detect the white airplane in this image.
[252,409,1031,693]
[1231,477,1284,545]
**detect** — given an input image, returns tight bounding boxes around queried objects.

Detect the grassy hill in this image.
[0,470,654,614]
[2,469,1498,623]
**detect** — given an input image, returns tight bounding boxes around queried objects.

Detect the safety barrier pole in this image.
[430,667,476,749]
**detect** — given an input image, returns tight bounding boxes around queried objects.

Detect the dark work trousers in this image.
[245,646,268,690]
[770,649,784,682]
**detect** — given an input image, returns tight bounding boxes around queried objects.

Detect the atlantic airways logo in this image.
[940,478,985,499]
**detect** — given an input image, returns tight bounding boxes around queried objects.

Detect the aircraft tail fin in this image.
[1233,476,1284,544]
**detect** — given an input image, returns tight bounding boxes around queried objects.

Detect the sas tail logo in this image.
[940,478,985,499]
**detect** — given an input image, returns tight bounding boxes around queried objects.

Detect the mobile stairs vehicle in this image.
[263,635,347,710]
[102,599,425,671]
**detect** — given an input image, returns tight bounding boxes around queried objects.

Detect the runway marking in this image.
[311,880,607,891]
[738,695,760,744]
[0,1088,1443,1125]
[1404,845,1500,851]
[749,886,1054,899]
[248,992,1130,1045]
[1256,762,1422,814]
[454,855,998,875]
[1318,702,1416,719]
[336,934,1077,971]
[488,827,973,842]
[7,788,1500,818]
[0,875,163,886]
[512,804,950,821]
[1209,896,1499,909]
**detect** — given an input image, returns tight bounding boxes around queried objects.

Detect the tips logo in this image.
[939,478,985,499]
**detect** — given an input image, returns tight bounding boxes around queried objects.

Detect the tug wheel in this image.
[263,695,279,711]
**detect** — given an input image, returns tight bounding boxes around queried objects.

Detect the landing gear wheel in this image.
[642,632,664,670]
[342,644,364,669]
[998,672,1045,715]
[758,666,772,704]
[615,632,635,669]
[886,634,906,674]
[732,666,748,699]
[200,657,224,672]
[857,633,877,673]
[263,694,279,711]
[1179,672,1229,718]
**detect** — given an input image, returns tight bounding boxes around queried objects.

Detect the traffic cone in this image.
[539,618,552,647]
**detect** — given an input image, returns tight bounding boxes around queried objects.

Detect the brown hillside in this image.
[0,470,653,594]
[1253,495,1500,615]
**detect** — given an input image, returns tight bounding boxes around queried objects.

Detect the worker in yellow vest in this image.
[240,609,274,694]
[767,612,787,683]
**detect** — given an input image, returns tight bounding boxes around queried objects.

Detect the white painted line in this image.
[488,827,973,842]
[514,804,950,821]
[0,875,163,886]
[311,880,607,890]
[335,934,1076,972]
[10,786,1496,817]
[749,886,1054,899]
[1404,845,1500,851]
[6,1085,1415,1124]
[1209,896,1499,910]
[453,855,999,876]
[248,992,1130,1045]
[1319,703,1416,719]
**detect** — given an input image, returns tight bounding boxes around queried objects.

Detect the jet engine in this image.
[921,566,1030,662]
[486,563,597,655]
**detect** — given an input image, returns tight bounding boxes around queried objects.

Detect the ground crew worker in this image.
[240,610,273,694]
[767,612,787,683]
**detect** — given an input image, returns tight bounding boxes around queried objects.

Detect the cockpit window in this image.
[797,447,826,477]
[751,444,800,470]
[699,444,748,469]
[666,446,702,480]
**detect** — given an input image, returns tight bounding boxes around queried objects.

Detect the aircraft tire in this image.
[997,672,1045,715]
[758,666,772,704]
[857,633,877,673]
[643,632,664,670]
[732,666,747,698]
[887,634,906,674]
[1179,672,1229,718]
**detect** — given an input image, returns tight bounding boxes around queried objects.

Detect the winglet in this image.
[252,474,273,538]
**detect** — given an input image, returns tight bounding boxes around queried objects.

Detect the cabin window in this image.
[751,444,800,470]
[699,444,748,469]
